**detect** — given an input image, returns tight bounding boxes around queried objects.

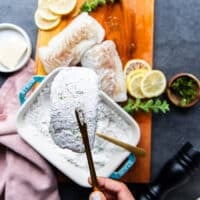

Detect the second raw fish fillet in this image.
[39,12,105,73]
[81,40,127,102]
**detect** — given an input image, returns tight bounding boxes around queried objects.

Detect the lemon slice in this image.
[124,59,151,76]
[126,69,148,86]
[127,74,146,99]
[141,70,167,98]
[38,0,60,21]
[37,8,60,21]
[49,0,77,15]
[38,0,49,7]
[34,10,61,30]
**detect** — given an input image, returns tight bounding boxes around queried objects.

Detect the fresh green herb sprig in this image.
[81,0,116,12]
[123,98,170,114]
[170,76,198,106]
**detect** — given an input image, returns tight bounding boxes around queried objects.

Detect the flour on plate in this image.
[24,71,134,170]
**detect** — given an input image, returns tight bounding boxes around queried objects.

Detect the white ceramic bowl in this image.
[0,23,32,73]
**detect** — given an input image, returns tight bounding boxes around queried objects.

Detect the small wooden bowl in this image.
[166,73,200,108]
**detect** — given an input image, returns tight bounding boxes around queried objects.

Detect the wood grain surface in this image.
[35,0,154,183]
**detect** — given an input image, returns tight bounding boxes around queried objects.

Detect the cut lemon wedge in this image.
[49,0,77,15]
[124,59,151,76]
[38,0,60,21]
[141,70,167,98]
[34,9,61,30]
[127,74,146,99]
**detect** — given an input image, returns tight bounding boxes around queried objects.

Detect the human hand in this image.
[88,177,135,200]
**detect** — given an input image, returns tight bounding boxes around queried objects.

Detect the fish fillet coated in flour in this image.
[81,40,127,102]
[39,12,105,73]
[49,67,99,153]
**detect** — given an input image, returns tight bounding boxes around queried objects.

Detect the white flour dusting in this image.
[24,79,135,171]
[49,68,99,152]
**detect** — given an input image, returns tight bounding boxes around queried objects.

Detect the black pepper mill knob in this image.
[138,142,200,200]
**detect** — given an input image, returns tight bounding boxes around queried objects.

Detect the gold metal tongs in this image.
[96,133,146,157]
[75,110,99,191]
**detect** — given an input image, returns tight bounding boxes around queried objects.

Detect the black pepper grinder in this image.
[138,142,200,200]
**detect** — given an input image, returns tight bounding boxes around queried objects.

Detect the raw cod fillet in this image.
[39,12,105,73]
[81,40,127,102]
[49,67,99,153]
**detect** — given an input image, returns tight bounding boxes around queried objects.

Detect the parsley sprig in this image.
[123,98,170,114]
[81,0,116,12]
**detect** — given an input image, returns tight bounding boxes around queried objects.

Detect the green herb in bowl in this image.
[167,73,200,107]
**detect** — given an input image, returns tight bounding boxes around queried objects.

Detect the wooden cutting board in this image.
[35,0,154,183]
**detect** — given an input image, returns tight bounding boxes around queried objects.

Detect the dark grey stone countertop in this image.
[0,0,199,199]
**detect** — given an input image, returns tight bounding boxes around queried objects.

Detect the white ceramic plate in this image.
[0,23,32,73]
[16,67,140,187]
